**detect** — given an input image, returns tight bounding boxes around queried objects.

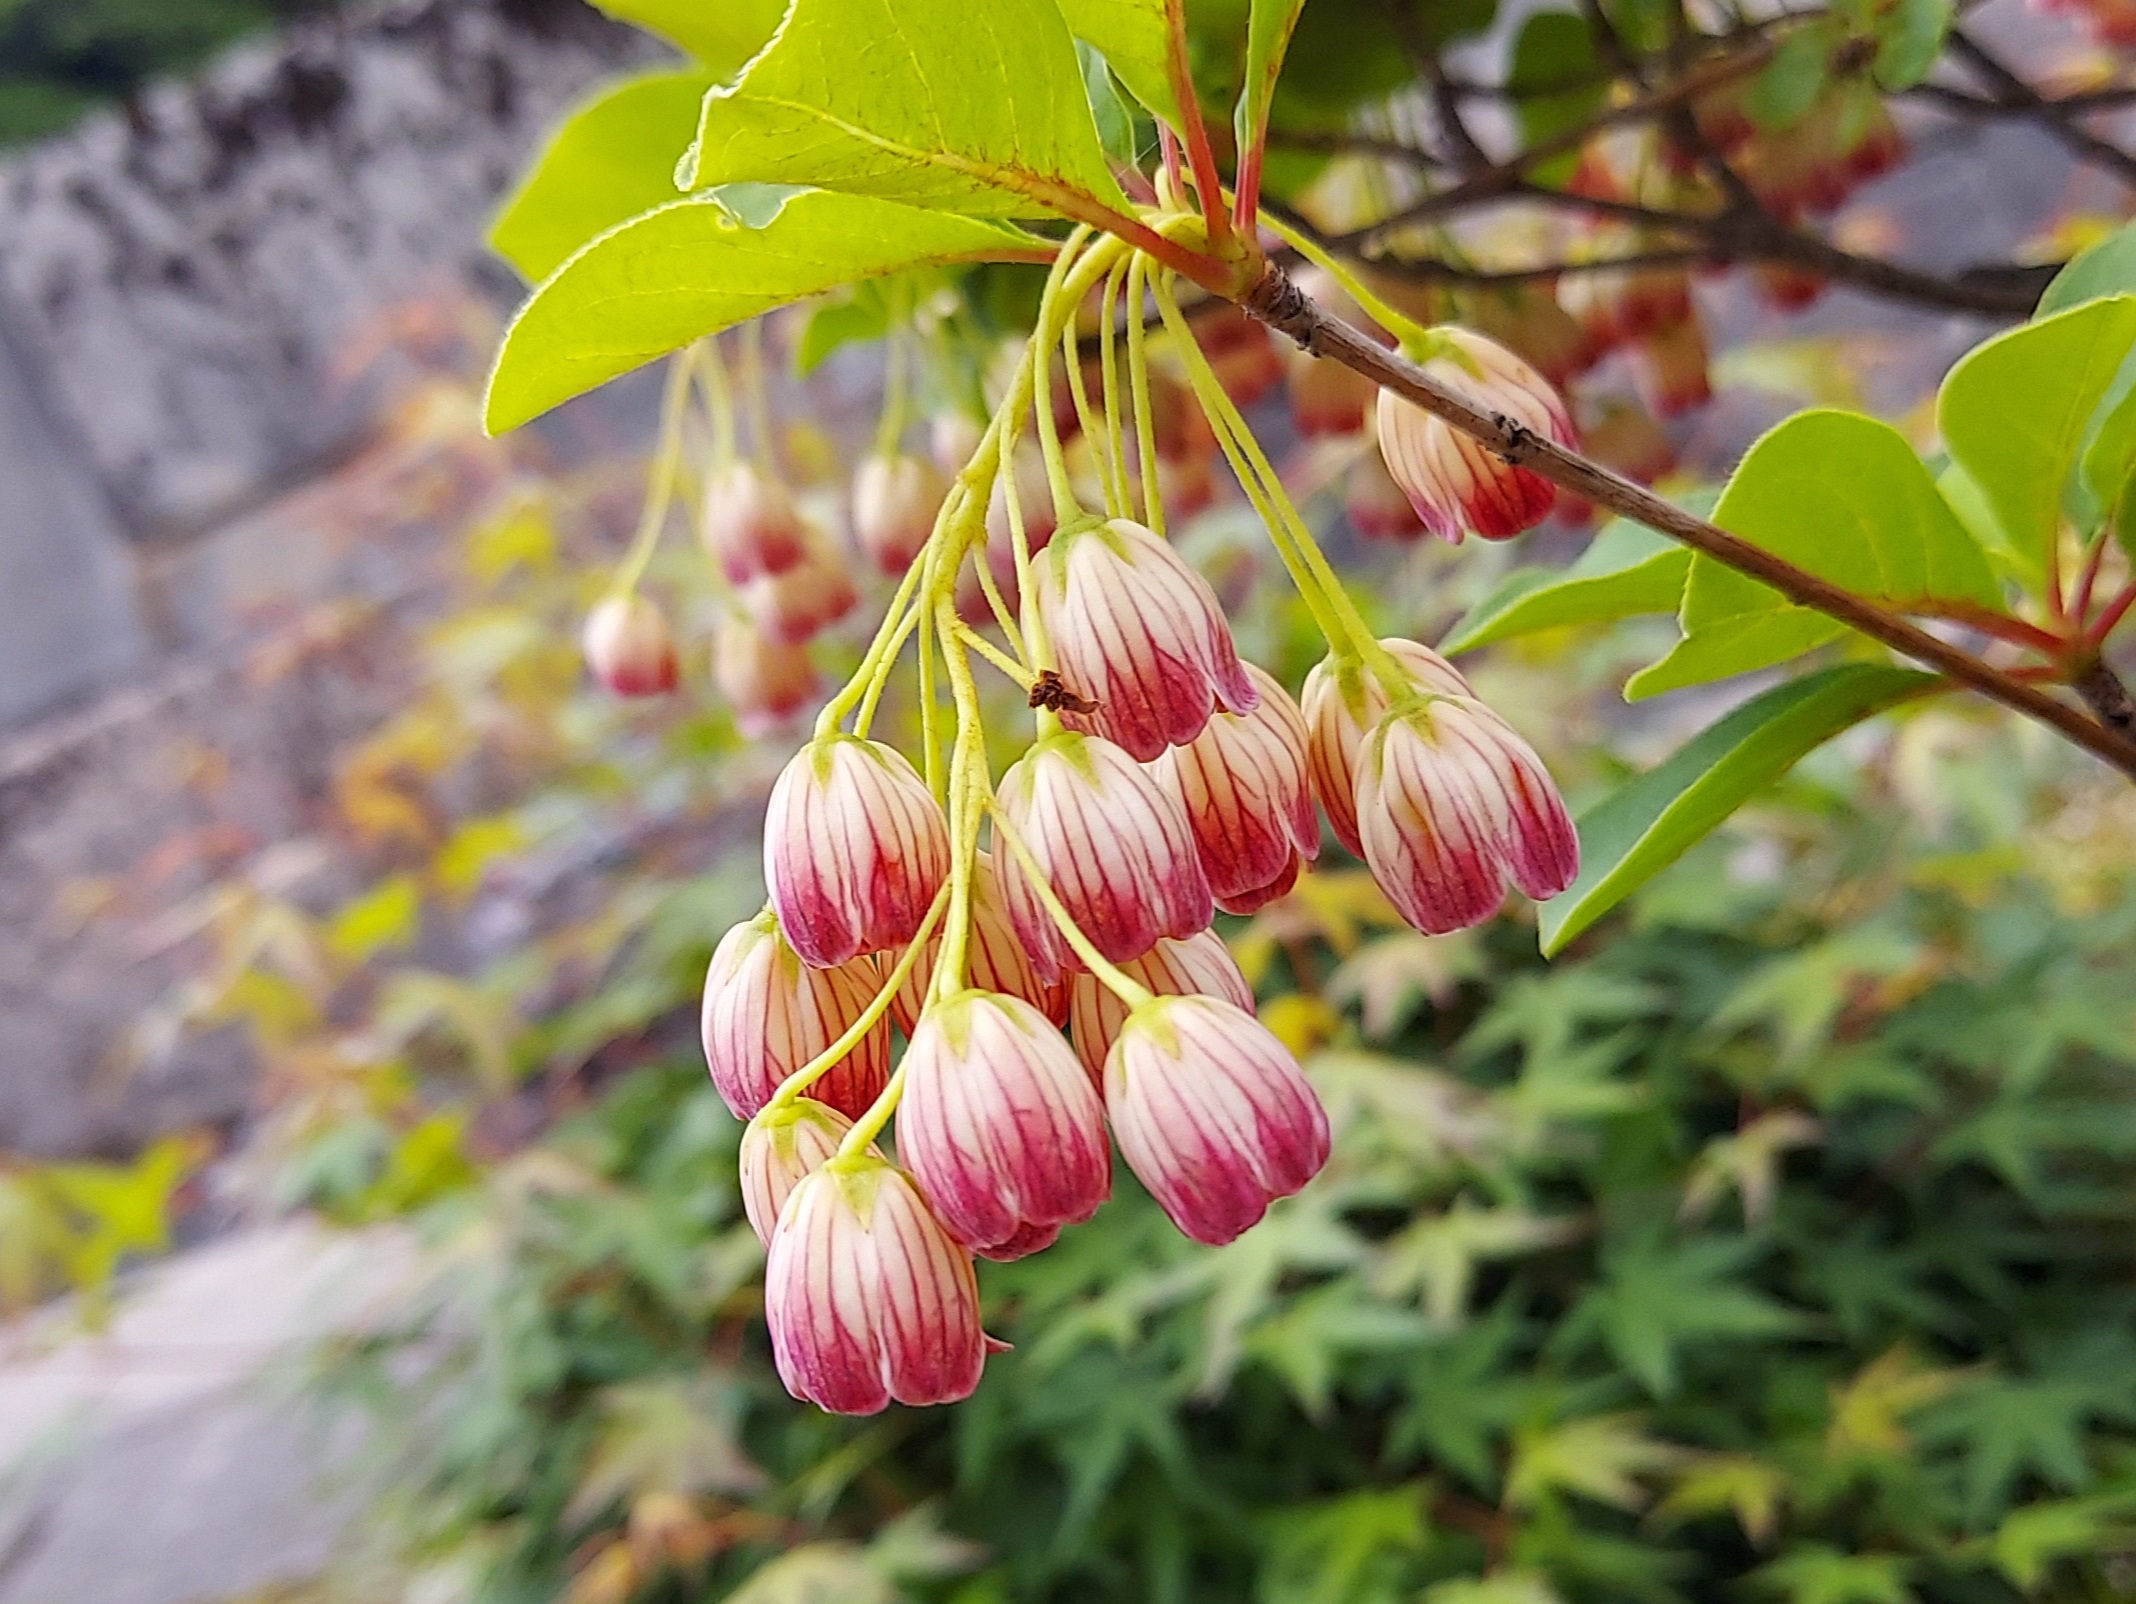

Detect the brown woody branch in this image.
[1235,263,2136,784]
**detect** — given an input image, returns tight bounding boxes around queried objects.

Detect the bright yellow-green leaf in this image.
[683,0,1130,220]
[586,0,787,73]
[488,69,714,283]
[1059,0,1181,123]
[1629,410,1999,700]
[1236,0,1307,180]
[1652,1454,1789,1546]
[1443,518,1689,655]
[485,188,1043,431]
[1506,1413,1687,1511]
[328,874,422,961]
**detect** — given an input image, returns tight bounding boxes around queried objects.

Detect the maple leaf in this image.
[1680,1110,1824,1225]
[1372,1199,1584,1329]
[1505,1413,1690,1512]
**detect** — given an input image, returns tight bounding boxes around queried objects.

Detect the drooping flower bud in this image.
[852,452,945,576]
[929,412,983,476]
[1067,929,1251,1084]
[740,1097,867,1247]
[581,593,679,697]
[1301,640,1476,856]
[712,617,818,735]
[1151,663,1319,915]
[984,440,1060,555]
[1034,517,1257,761]
[765,1156,985,1413]
[740,552,857,644]
[994,730,1213,984]
[1630,316,1712,418]
[889,850,1062,1035]
[1346,440,1427,542]
[897,990,1110,1260]
[701,461,808,583]
[1355,697,1579,936]
[700,913,889,1120]
[1104,994,1330,1246]
[1374,330,1578,542]
[766,736,951,969]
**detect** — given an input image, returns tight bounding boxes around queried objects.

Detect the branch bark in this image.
[1236,263,2136,784]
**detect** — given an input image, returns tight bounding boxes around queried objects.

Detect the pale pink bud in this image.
[929,412,983,476]
[1067,929,1250,1084]
[740,1098,867,1247]
[994,730,1213,985]
[1355,697,1579,935]
[1630,316,1712,418]
[984,440,1059,554]
[713,617,818,735]
[766,735,950,969]
[889,850,1062,1035]
[1375,330,1578,543]
[741,553,857,644]
[700,913,889,1120]
[897,990,1110,1259]
[1035,517,1257,762]
[1151,663,1319,915]
[701,462,807,583]
[1751,263,1826,314]
[581,593,679,697]
[764,1156,985,1413]
[1104,994,1330,1246]
[1301,641,1476,857]
[852,452,945,576]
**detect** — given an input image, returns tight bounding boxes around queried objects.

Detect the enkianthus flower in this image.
[1301,639,1477,856]
[994,730,1213,984]
[928,412,983,476]
[1374,329,1578,542]
[1151,663,1319,915]
[712,617,819,736]
[897,990,1110,1260]
[764,1155,986,1414]
[1034,516,1257,762]
[1630,316,1712,419]
[740,551,857,644]
[889,850,1062,1035]
[1355,696,1579,936]
[1344,450,1427,542]
[765,736,950,969]
[1067,928,1251,1084]
[701,461,807,583]
[581,593,679,697]
[852,451,945,576]
[700,913,888,1119]
[1104,994,1330,1246]
[984,439,1059,553]
[740,1097,865,1247]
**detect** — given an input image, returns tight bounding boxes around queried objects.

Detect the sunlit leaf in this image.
[1442,518,1688,655]
[586,0,787,73]
[1058,0,1180,124]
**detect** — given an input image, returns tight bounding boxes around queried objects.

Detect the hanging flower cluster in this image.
[585,207,1580,1414]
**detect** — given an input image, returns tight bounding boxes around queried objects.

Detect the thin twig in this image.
[1944,30,2136,189]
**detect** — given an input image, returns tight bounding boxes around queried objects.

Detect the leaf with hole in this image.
[1540,665,1936,955]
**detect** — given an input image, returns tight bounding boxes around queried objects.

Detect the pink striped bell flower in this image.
[701,461,809,583]
[889,850,1063,1036]
[1374,329,1578,542]
[700,912,888,1120]
[897,990,1110,1260]
[764,1155,986,1414]
[1301,640,1476,857]
[740,1097,867,1247]
[741,552,857,645]
[766,735,951,969]
[1355,696,1579,935]
[1151,662,1320,915]
[712,617,819,737]
[581,593,679,697]
[1068,928,1251,1084]
[1104,994,1331,1246]
[852,452,945,576]
[1033,516,1257,762]
[994,730,1213,985]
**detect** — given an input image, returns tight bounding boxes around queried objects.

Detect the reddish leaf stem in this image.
[1162,0,1236,258]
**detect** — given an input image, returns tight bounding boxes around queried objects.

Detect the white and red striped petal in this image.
[1301,641,1476,857]
[712,617,818,735]
[766,736,951,969]
[889,850,1062,1034]
[740,553,857,644]
[764,1157,986,1414]
[1067,929,1252,1085]
[897,990,1110,1260]
[699,914,889,1120]
[994,731,1213,985]
[740,1098,866,1247]
[1104,994,1331,1246]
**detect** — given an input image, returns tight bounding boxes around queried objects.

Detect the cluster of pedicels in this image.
[592,212,1581,1415]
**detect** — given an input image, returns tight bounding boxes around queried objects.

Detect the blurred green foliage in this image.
[0,0,340,145]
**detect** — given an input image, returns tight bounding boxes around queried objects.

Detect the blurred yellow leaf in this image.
[566,1377,767,1528]
[1651,1453,1789,1546]
[1260,993,1342,1057]
[465,497,557,583]
[434,815,528,901]
[1506,1413,1688,1511]
[1373,1199,1582,1328]
[1680,1111,1823,1225]
[1825,1347,1972,1460]
[328,874,423,961]
[566,1540,638,1604]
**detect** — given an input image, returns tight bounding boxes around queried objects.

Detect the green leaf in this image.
[682,0,1130,220]
[1628,410,1999,699]
[1059,0,1180,124]
[1077,40,1137,161]
[1751,1545,1914,1604]
[485,188,1041,432]
[1872,0,1952,89]
[1937,295,2136,577]
[1507,13,1605,178]
[487,69,712,284]
[1981,1494,2136,1591]
[1569,1232,1806,1397]
[1746,27,1828,131]
[1539,664,1935,955]
[1442,519,1688,654]
[1236,0,1307,187]
[2037,219,2136,317]
[587,0,787,74]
